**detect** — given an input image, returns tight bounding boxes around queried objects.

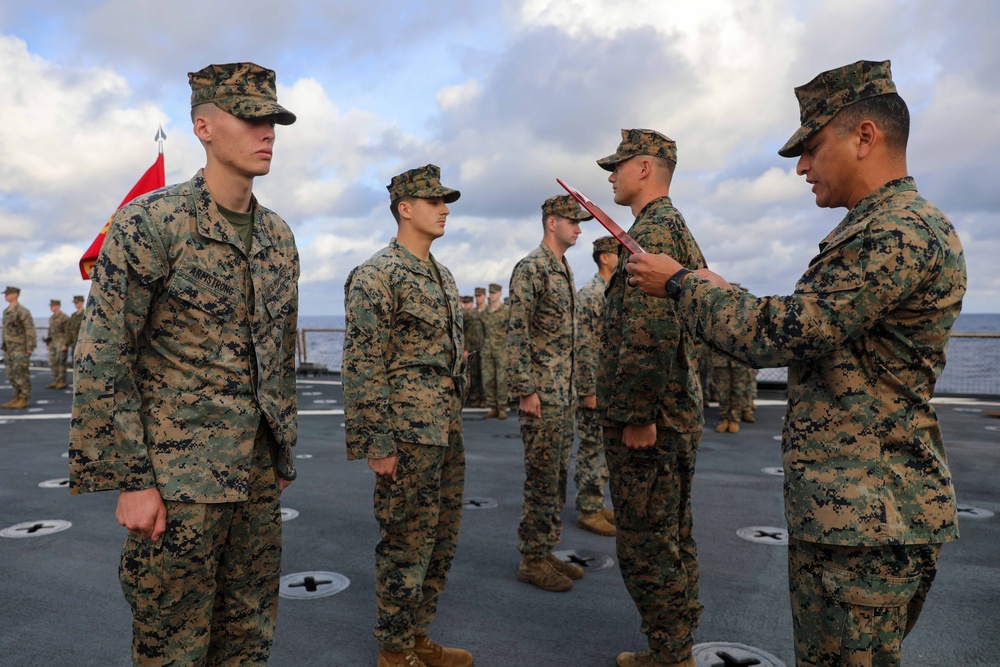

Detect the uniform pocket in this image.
[821,565,920,655]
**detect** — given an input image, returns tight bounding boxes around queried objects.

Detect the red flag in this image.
[79,153,166,279]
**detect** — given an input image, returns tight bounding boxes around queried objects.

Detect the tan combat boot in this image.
[741,408,756,423]
[413,635,473,667]
[497,409,507,420]
[46,382,58,389]
[714,420,730,433]
[578,511,616,536]
[1,398,17,409]
[616,650,695,667]
[546,553,584,580]
[53,381,67,390]
[727,420,740,433]
[517,555,572,592]
[601,507,616,525]
[377,649,427,667]
[9,397,29,409]
[483,408,499,420]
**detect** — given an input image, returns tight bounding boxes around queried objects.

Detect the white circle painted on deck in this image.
[737,526,789,545]
[1,520,72,538]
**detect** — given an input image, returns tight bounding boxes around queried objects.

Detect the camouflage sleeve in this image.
[604,224,692,425]
[21,309,36,350]
[680,213,947,366]
[575,287,598,397]
[505,259,539,397]
[275,245,300,480]
[342,264,396,460]
[69,204,168,494]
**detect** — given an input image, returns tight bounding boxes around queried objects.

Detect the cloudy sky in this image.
[1,0,997,316]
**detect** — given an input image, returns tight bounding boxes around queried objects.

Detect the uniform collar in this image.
[820,177,916,251]
[192,169,275,256]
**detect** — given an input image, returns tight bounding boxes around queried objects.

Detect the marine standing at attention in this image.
[69,62,300,665]
[625,60,966,667]
[573,235,619,537]
[507,194,591,592]
[65,294,86,371]
[2,286,36,410]
[480,282,509,419]
[46,299,70,390]
[597,129,707,667]
[342,164,473,667]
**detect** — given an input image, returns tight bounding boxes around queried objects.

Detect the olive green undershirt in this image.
[215,202,256,315]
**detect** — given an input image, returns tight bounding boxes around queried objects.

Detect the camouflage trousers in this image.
[713,364,746,421]
[120,433,282,666]
[48,344,67,384]
[4,347,31,399]
[604,426,703,662]
[788,537,941,667]
[517,403,574,557]
[467,351,484,404]
[374,433,465,650]
[573,404,609,513]
[480,347,507,411]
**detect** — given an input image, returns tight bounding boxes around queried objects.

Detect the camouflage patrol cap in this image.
[50,299,60,306]
[597,129,677,171]
[461,295,473,303]
[387,164,460,203]
[474,287,486,296]
[541,195,594,221]
[488,283,502,293]
[593,236,618,254]
[778,60,897,158]
[3,286,20,295]
[189,62,297,125]
[73,295,85,303]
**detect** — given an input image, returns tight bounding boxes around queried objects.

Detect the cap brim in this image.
[411,187,461,203]
[565,210,594,221]
[224,99,297,125]
[596,152,625,171]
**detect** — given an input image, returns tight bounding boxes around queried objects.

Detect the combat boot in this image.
[9,397,29,409]
[377,649,427,667]
[616,650,695,667]
[483,408,499,420]
[46,382,58,389]
[715,420,730,433]
[546,553,584,580]
[497,409,507,420]
[1,398,17,409]
[578,511,616,536]
[727,420,740,433]
[601,507,616,525]
[741,408,756,423]
[517,555,572,592]
[413,635,473,667]
[53,381,67,390]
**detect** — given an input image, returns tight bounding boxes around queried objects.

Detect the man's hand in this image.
[519,393,542,418]
[116,487,167,541]
[368,455,399,481]
[622,422,657,450]
[624,253,681,297]
[580,394,597,410]
[278,477,292,492]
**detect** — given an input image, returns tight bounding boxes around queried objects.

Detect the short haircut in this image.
[390,196,414,224]
[832,93,910,152]
[592,248,616,266]
[190,102,217,124]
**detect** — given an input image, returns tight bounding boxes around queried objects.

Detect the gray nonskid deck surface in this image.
[1,367,998,666]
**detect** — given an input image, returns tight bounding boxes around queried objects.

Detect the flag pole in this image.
[155,124,166,155]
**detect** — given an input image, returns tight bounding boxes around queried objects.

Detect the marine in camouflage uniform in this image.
[1,286,36,409]
[711,347,748,433]
[625,60,965,667]
[507,194,590,592]
[480,283,509,418]
[69,62,299,666]
[464,288,486,407]
[342,164,472,667]
[597,130,706,667]
[573,235,618,536]
[66,295,86,371]
[46,299,70,389]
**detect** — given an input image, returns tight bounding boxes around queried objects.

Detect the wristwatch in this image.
[665,268,692,301]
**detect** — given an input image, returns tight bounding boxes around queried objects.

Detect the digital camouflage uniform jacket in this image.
[677,178,965,546]
[48,311,69,347]
[506,243,576,405]
[599,197,706,431]
[1,304,35,353]
[576,273,607,398]
[480,303,509,353]
[70,170,300,502]
[342,239,465,460]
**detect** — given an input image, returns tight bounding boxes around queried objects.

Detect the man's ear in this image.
[856,119,878,160]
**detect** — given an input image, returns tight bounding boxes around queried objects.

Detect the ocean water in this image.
[14,314,999,397]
